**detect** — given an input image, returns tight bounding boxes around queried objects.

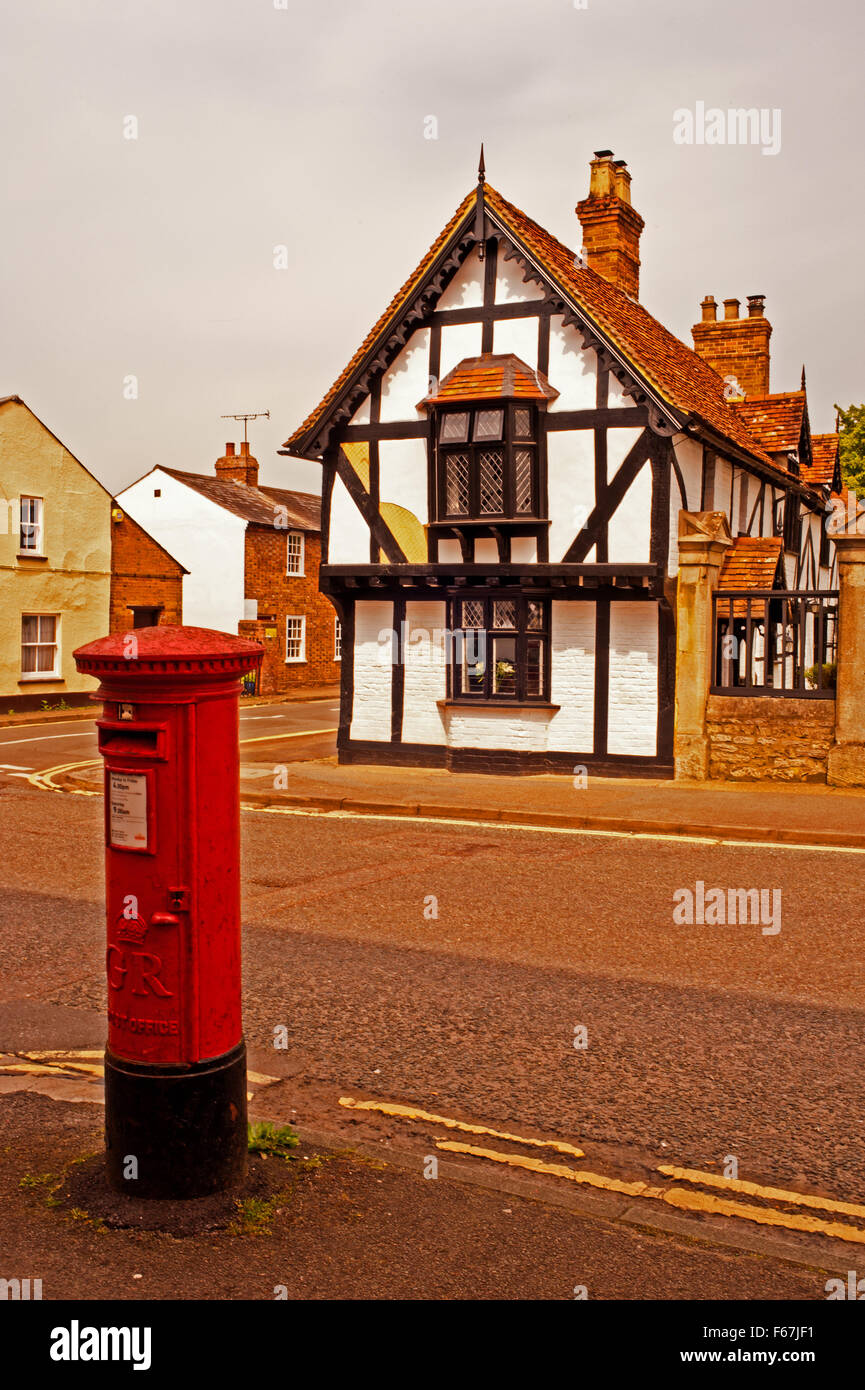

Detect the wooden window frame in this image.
[18,496,44,555]
[286,531,305,576]
[20,612,59,679]
[285,614,306,663]
[447,594,551,704]
[435,403,540,522]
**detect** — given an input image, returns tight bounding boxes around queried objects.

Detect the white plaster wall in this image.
[784,552,796,587]
[607,428,649,563]
[350,600,393,741]
[672,437,702,513]
[714,457,733,521]
[495,246,545,303]
[401,601,447,745]
[117,469,245,633]
[669,436,703,575]
[349,395,370,425]
[380,328,431,423]
[379,438,428,524]
[474,539,499,563]
[547,319,597,411]
[548,602,596,752]
[492,316,539,368]
[437,539,463,563]
[511,537,537,563]
[445,705,550,751]
[607,602,658,756]
[607,371,638,409]
[438,248,484,309]
[328,474,370,564]
[547,429,595,562]
[439,321,484,379]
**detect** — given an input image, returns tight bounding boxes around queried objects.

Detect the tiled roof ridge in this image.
[285,178,807,479]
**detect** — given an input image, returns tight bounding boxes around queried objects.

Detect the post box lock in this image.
[149,886,190,927]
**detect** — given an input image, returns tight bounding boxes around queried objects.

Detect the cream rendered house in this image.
[0,396,112,707]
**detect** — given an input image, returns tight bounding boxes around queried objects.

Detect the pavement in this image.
[50,743,865,850]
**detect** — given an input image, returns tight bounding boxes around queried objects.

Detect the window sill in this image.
[18,675,62,684]
[286,572,306,578]
[284,659,308,665]
[17,552,48,561]
[437,699,560,711]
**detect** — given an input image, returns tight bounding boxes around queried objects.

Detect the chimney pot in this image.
[692,294,771,397]
[226,442,235,456]
[577,150,644,298]
[240,441,249,455]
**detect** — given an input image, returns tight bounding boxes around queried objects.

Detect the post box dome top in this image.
[74,625,263,679]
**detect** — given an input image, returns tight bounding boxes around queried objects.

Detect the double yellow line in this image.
[340,1096,865,1246]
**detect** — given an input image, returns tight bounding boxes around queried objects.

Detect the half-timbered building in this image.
[282,150,838,776]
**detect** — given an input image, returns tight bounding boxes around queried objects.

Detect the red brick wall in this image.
[242,527,340,692]
[110,511,184,631]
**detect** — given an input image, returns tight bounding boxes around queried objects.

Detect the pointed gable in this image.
[285,182,779,472]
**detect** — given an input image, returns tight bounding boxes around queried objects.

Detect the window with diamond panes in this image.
[452,596,549,702]
[436,403,540,520]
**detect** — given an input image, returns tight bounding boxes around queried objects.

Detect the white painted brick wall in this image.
[445,706,551,751]
[350,600,393,742]
[607,602,658,756]
[402,601,447,746]
[548,602,596,752]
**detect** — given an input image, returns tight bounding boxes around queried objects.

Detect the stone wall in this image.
[706,695,836,782]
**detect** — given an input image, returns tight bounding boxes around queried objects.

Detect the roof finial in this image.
[478,143,486,186]
[800,364,807,391]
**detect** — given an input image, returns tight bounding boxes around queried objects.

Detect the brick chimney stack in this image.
[692,294,771,399]
[576,150,645,300]
[214,440,259,489]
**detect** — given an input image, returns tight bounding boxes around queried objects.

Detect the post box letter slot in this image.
[98,722,166,760]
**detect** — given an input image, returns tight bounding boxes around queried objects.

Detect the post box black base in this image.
[104,1041,248,1199]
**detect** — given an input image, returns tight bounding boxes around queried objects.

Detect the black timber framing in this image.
[391,595,406,741]
[592,600,610,758]
[332,596,356,751]
[320,452,337,564]
[481,236,497,351]
[368,379,381,563]
[338,738,673,780]
[334,448,408,564]
[562,428,654,563]
[657,599,676,765]
[649,434,672,575]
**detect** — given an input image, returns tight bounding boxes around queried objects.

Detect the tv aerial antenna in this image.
[220,410,270,445]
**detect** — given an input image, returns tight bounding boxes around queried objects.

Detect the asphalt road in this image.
[0,699,340,775]
[1,772,863,1211]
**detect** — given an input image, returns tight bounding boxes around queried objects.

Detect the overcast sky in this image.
[1,0,862,497]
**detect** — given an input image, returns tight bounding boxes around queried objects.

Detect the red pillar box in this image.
[74,626,262,1199]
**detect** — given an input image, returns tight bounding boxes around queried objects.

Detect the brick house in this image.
[281,149,839,776]
[109,506,186,631]
[117,443,338,694]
